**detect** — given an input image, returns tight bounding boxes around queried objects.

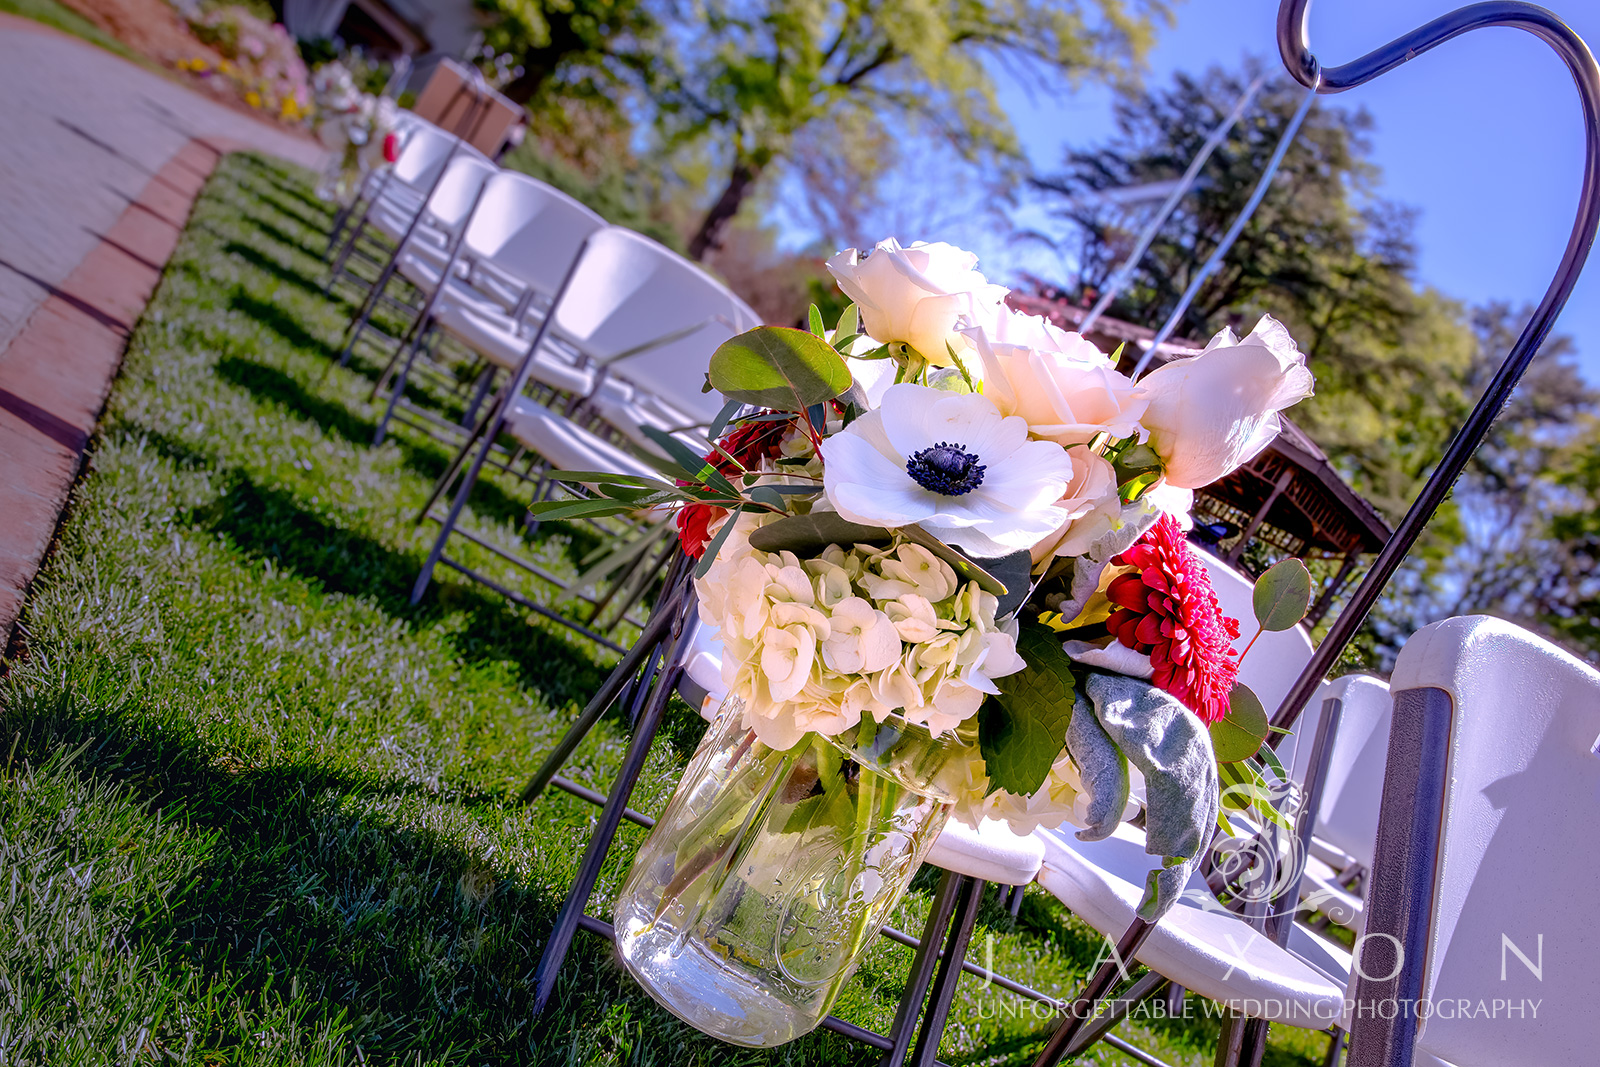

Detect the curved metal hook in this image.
[1269,0,1600,730]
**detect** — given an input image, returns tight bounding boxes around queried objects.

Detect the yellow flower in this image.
[245,91,263,108]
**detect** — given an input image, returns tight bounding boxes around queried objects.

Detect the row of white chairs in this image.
[320,111,761,649]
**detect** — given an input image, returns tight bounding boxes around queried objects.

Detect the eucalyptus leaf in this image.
[708,326,853,412]
[807,304,826,338]
[1253,559,1313,632]
[977,623,1077,796]
[977,550,1033,617]
[693,512,740,578]
[1210,683,1269,763]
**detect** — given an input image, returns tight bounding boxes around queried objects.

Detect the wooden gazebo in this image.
[1007,291,1393,625]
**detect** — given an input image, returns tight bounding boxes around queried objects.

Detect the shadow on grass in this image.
[211,354,538,534]
[229,292,338,361]
[177,467,610,707]
[0,706,659,1064]
[223,241,335,301]
[238,210,325,259]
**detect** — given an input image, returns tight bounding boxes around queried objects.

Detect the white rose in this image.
[1138,315,1315,489]
[826,239,1008,367]
[964,308,1148,446]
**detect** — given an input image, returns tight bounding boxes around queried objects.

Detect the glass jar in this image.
[612,697,973,1046]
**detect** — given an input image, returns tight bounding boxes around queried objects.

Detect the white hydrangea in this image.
[695,526,1025,749]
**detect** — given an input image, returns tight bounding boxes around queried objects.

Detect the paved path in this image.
[0,17,322,355]
[0,17,326,651]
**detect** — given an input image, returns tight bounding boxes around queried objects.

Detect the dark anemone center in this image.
[906,442,986,496]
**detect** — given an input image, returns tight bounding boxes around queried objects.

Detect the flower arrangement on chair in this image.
[532,238,1317,1046]
[310,62,399,204]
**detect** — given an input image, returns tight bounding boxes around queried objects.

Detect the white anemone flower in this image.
[820,383,1076,558]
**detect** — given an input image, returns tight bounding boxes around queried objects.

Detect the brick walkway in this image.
[0,17,326,651]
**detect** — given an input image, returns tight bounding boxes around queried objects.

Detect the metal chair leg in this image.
[519,568,692,803]
[374,330,428,445]
[529,597,694,1015]
[1028,917,1155,1067]
[880,869,966,1067]
[907,876,985,1067]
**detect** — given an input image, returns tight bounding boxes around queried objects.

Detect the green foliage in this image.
[707,325,854,410]
[1210,685,1268,763]
[1252,559,1312,633]
[978,624,1077,796]
[474,0,661,106]
[661,0,1173,257]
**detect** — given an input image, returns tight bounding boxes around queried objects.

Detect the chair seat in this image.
[1037,824,1347,1027]
[1300,855,1364,929]
[435,301,595,396]
[505,398,661,482]
[926,817,1045,886]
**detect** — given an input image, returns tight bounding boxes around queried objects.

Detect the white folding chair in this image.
[1287,673,1393,931]
[407,226,758,647]
[1347,616,1600,1067]
[339,154,500,376]
[372,172,608,444]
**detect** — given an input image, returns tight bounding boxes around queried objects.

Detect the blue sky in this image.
[823,0,1600,382]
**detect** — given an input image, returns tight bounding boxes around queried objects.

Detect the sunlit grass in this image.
[0,153,1332,1067]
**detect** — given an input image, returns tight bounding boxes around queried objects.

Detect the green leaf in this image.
[693,510,741,577]
[747,511,894,554]
[526,497,635,522]
[1118,468,1162,504]
[1210,683,1269,763]
[548,470,669,488]
[831,332,862,353]
[978,623,1077,796]
[976,550,1032,617]
[641,426,739,499]
[706,398,743,442]
[1253,559,1313,632]
[708,326,853,412]
[835,302,859,339]
[807,304,826,338]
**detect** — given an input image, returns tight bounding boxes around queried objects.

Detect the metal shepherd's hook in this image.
[1269,0,1600,733]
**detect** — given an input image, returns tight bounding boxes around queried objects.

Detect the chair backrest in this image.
[1191,544,1316,714]
[551,227,762,424]
[422,156,499,234]
[1287,673,1392,870]
[1363,616,1600,1066]
[390,123,488,193]
[460,172,606,298]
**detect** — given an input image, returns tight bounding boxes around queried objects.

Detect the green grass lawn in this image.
[0,153,1337,1067]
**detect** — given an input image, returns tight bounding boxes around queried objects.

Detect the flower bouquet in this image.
[535,239,1316,1046]
[310,62,399,204]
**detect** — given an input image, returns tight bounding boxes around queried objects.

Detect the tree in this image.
[475,0,662,106]
[653,0,1173,260]
[1028,63,1478,525]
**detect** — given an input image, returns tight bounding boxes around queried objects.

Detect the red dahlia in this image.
[1105,513,1241,723]
[676,415,795,558]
